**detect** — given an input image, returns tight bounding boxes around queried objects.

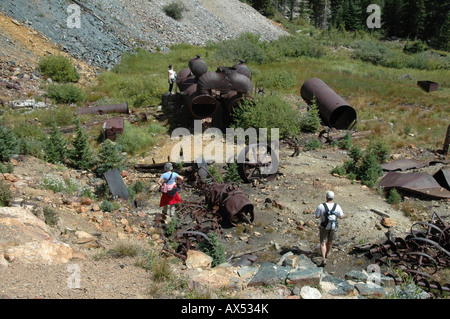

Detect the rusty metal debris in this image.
[237,143,279,183]
[353,212,450,295]
[103,117,124,141]
[380,159,445,172]
[76,102,129,115]
[417,80,438,92]
[378,171,450,200]
[176,55,253,120]
[150,160,254,262]
[300,78,357,130]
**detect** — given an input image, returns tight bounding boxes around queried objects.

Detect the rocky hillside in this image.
[1,0,288,69]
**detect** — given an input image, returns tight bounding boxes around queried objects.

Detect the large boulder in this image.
[0,207,83,265]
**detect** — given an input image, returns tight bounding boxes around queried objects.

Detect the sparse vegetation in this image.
[163,1,186,20]
[46,83,86,104]
[0,179,12,207]
[38,55,80,82]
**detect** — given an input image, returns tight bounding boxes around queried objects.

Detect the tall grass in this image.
[116,120,166,155]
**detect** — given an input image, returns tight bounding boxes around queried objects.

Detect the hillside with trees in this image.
[242,0,449,50]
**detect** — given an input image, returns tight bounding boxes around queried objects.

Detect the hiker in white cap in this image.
[315,190,344,266]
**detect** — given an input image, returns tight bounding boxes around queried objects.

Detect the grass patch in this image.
[115,120,166,155]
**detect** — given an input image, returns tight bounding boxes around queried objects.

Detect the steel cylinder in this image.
[232,60,251,78]
[300,78,357,130]
[176,68,196,92]
[188,55,208,78]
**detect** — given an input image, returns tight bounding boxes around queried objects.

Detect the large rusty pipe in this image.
[181,83,219,119]
[197,67,253,95]
[77,102,129,115]
[300,78,357,130]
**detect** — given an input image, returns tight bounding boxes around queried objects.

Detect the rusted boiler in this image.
[176,55,253,119]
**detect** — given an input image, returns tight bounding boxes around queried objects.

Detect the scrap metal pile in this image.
[151,161,254,261]
[353,212,450,294]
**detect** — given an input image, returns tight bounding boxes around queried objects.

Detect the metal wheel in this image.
[237,143,278,183]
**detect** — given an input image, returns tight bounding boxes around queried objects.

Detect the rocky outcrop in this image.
[0,207,85,266]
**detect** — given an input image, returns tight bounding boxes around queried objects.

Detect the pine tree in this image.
[383,0,403,37]
[45,124,67,164]
[401,0,427,39]
[95,139,126,176]
[68,118,95,170]
[0,126,18,162]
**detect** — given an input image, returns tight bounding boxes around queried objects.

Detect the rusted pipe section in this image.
[77,102,129,115]
[300,78,357,130]
[197,67,253,95]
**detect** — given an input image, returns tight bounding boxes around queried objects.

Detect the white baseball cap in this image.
[326,191,335,200]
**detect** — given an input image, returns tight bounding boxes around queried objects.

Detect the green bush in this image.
[115,121,165,155]
[198,232,226,267]
[403,40,428,54]
[43,206,59,226]
[358,152,383,188]
[387,188,402,205]
[231,93,302,139]
[100,200,115,213]
[0,162,14,174]
[255,69,297,90]
[38,55,80,82]
[47,83,86,104]
[303,138,322,151]
[0,126,19,161]
[163,1,186,20]
[367,137,390,164]
[331,144,383,188]
[270,35,326,60]
[0,179,12,207]
[213,32,267,64]
[224,162,243,183]
[208,165,224,183]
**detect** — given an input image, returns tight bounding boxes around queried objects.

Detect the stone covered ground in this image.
[0,121,448,299]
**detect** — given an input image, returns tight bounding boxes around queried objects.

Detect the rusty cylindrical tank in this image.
[188,55,208,78]
[176,68,196,92]
[300,78,357,130]
[232,60,251,78]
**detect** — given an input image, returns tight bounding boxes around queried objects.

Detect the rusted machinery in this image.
[300,78,357,130]
[152,160,255,262]
[176,55,253,120]
[352,212,450,295]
